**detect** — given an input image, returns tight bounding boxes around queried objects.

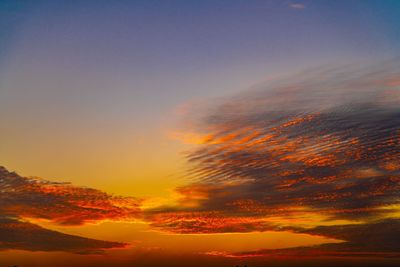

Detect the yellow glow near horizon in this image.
[33,220,343,254]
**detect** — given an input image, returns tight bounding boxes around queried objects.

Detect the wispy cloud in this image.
[150,61,400,255]
[0,166,142,225]
[2,61,400,256]
[289,3,306,9]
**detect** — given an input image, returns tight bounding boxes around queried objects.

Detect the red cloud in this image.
[0,167,142,225]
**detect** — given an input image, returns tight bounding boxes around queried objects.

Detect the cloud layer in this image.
[2,61,400,256]
[148,61,400,256]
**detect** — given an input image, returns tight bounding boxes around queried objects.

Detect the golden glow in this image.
[32,220,342,254]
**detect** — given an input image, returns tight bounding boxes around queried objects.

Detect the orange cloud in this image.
[149,63,400,259]
[0,166,143,254]
[0,167,142,225]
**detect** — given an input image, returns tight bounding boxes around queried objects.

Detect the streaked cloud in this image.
[2,61,400,257]
[289,3,305,9]
[150,61,400,255]
[0,166,141,225]
[217,219,400,258]
[0,166,141,253]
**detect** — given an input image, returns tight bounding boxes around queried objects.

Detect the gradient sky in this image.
[1,1,400,266]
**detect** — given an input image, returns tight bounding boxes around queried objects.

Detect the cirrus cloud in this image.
[148,61,400,256]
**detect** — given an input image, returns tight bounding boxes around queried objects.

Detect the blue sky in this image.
[0,0,400,190]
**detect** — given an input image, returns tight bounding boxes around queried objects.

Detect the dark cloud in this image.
[169,62,400,220]
[0,166,141,253]
[297,218,400,253]
[0,166,141,225]
[147,62,400,261]
[0,216,126,254]
[182,105,400,221]
[225,219,400,258]
[3,61,400,256]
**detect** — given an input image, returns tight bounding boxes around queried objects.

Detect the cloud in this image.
[298,219,400,253]
[3,61,400,256]
[148,61,400,258]
[220,219,400,258]
[0,166,142,225]
[0,166,141,253]
[0,216,126,254]
[289,3,305,9]
[146,210,275,234]
[171,62,400,219]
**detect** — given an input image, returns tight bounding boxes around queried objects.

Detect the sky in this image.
[0,1,400,266]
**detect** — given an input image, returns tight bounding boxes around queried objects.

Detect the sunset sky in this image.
[1,1,400,266]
